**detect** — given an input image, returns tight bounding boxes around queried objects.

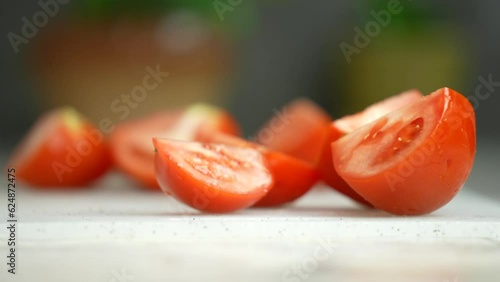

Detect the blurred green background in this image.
[0,0,498,145]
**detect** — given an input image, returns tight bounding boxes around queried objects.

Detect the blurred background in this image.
[0,0,499,192]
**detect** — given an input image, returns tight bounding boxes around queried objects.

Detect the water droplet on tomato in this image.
[370,117,425,166]
[396,117,424,144]
[388,117,424,154]
[362,117,389,143]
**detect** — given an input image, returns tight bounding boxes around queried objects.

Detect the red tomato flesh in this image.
[332,87,476,215]
[154,139,273,213]
[199,132,319,207]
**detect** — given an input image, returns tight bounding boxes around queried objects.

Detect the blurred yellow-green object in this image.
[74,0,254,35]
[341,27,469,114]
[337,2,470,116]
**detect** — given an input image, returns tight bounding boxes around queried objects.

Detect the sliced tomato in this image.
[318,89,423,205]
[332,87,476,215]
[199,132,319,207]
[8,107,112,187]
[153,139,273,213]
[110,104,240,189]
[255,98,332,165]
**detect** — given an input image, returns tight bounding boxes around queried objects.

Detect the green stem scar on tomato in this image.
[332,87,476,215]
[153,138,273,213]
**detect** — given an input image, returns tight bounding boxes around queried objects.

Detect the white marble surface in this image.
[1,172,500,282]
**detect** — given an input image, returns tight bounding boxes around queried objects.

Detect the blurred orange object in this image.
[8,107,112,188]
[31,11,232,125]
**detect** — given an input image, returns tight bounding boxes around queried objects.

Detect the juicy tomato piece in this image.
[153,139,273,213]
[8,107,112,187]
[110,104,240,189]
[255,98,332,165]
[319,89,423,206]
[199,132,319,207]
[332,88,476,215]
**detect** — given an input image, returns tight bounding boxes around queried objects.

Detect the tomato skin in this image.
[154,139,273,213]
[256,98,332,165]
[9,108,112,187]
[254,150,319,207]
[110,105,240,190]
[333,88,476,215]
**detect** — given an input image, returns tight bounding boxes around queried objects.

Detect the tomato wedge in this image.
[319,90,423,205]
[255,98,332,165]
[8,107,112,187]
[199,132,319,207]
[332,87,476,215]
[153,139,273,213]
[110,104,240,189]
